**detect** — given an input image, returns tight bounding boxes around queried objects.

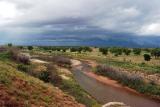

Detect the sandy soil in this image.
[71,59,82,66]
[102,102,129,107]
[30,59,48,64]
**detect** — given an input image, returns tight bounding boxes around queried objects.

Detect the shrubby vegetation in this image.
[9,48,30,64]
[17,64,30,73]
[151,48,160,58]
[7,43,12,47]
[123,48,131,55]
[39,46,92,53]
[133,48,141,55]
[109,47,123,56]
[99,47,108,55]
[53,56,71,68]
[95,65,160,97]
[28,46,33,50]
[144,54,151,61]
[70,47,92,53]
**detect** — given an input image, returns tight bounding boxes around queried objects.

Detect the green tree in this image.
[143,54,151,61]
[28,46,33,50]
[123,48,131,55]
[109,47,123,56]
[151,48,160,58]
[7,43,12,47]
[133,48,141,55]
[99,48,108,55]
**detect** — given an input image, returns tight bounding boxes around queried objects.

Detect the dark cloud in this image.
[0,0,160,36]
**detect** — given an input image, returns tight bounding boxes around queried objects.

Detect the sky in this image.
[0,0,160,38]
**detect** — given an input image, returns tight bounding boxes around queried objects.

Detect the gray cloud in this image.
[0,0,160,36]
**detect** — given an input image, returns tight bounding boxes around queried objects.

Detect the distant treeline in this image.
[3,43,160,59]
[38,46,92,53]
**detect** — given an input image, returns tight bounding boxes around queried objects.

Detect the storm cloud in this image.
[0,0,160,36]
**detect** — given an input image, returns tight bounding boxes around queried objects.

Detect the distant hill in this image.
[1,30,160,47]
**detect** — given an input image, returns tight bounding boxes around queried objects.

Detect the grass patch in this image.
[0,52,11,61]
[0,71,11,85]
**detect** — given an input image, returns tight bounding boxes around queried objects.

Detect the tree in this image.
[151,48,160,58]
[99,48,108,55]
[83,47,92,52]
[133,48,141,55]
[8,43,12,47]
[123,48,131,55]
[109,47,123,56]
[28,46,33,50]
[143,54,151,61]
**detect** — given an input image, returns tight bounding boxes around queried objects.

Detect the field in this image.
[0,45,160,106]
[31,46,160,99]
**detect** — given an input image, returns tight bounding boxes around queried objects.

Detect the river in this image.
[71,61,160,107]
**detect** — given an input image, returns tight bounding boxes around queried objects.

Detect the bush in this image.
[17,54,30,64]
[109,47,123,56]
[18,46,24,49]
[95,64,160,97]
[151,48,160,58]
[47,64,62,85]
[17,64,29,72]
[7,43,12,47]
[133,48,141,55]
[38,64,62,84]
[39,71,50,82]
[28,46,33,50]
[95,65,143,87]
[9,48,30,64]
[99,48,108,55]
[53,56,71,68]
[123,48,131,55]
[144,54,151,61]
[0,47,7,52]
[70,47,92,53]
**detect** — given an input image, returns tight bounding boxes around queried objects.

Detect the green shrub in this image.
[17,64,29,72]
[109,47,123,56]
[144,54,151,61]
[99,48,108,55]
[123,48,131,55]
[95,64,160,97]
[46,64,62,85]
[28,46,33,50]
[39,71,50,82]
[38,64,62,84]
[0,72,11,85]
[133,48,141,55]
[151,48,160,58]
[7,43,12,47]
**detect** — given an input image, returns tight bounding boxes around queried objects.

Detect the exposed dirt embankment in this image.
[0,60,84,107]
